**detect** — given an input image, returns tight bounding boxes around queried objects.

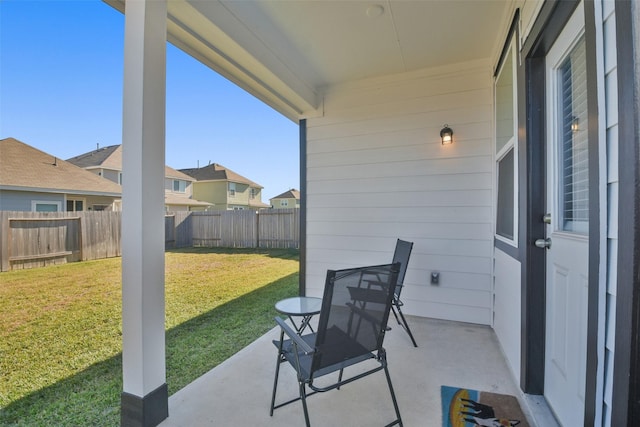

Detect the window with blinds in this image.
[558,36,588,234]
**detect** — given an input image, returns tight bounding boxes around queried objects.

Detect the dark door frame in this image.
[612,0,640,425]
[519,1,600,425]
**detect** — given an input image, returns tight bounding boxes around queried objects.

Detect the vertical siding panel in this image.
[601,2,618,425]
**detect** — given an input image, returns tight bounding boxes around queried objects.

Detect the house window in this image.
[228,182,236,196]
[494,39,518,244]
[173,180,186,193]
[250,188,258,199]
[32,201,61,212]
[281,200,289,207]
[557,36,588,233]
[118,172,123,185]
[66,199,84,212]
[496,149,515,239]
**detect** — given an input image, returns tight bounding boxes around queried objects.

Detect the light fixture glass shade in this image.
[440,125,453,145]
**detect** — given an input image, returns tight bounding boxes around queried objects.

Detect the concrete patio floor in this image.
[160,316,558,427]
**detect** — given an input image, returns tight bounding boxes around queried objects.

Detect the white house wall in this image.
[305,60,494,325]
[493,248,522,383]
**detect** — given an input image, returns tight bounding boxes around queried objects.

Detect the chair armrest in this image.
[275,317,315,354]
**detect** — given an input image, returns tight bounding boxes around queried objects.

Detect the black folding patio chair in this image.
[390,239,417,347]
[270,263,403,427]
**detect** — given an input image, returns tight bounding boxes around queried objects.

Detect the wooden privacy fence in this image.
[0,211,122,271]
[1,209,298,271]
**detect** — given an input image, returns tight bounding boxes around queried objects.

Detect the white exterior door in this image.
[543,4,588,426]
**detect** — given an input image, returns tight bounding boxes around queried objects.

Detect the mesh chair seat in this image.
[274,327,375,380]
[270,263,403,427]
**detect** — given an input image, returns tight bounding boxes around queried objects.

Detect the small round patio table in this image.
[275,296,322,335]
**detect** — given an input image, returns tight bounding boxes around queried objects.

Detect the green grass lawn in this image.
[0,247,299,426]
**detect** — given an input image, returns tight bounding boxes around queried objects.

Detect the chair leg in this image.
[395,305,418,347]
[383,364,403,427]
[391,304,402,326]
[270,331,285,415]
[299,381,311,427]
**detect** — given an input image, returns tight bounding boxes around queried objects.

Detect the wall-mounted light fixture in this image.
[440,124,453,145]
[571,116,579,133]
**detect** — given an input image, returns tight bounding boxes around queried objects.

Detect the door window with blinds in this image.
[556,36,588,234]
[494,39,518,243]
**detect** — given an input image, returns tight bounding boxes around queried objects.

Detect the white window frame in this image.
[228,182,236,197]
[32,200,62,212]
[173,179,186,193]
[280,200,289,207]
[546,19,589,237]
[66,197,86,212]
[494,38,519,246]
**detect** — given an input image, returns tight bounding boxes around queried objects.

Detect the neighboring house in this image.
[0,137,121,212]
[163,167,212,212]
[179,163,270,210]
[66,144,211,211]
[269,189,300,209]
[103,1,640,426]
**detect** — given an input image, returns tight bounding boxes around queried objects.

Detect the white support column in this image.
[120,1,168,426]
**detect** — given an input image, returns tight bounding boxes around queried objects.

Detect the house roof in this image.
[104,0,510,121]
[164,193,212,207]
[67,144,195,182]
[0,138,122,196]
[66,144,122,170]
[248,199,271,209]
[179,163,263,188]
[271,189,300,200]
[164,166,194,181]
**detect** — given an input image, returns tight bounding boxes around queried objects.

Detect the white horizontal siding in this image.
[305,60,494,325]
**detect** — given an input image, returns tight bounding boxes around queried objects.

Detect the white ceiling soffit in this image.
[104,0,511,121]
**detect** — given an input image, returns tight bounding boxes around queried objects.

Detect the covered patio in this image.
[103,0,640,426]
[159,317,554,427]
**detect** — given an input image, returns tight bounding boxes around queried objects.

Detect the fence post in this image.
[256,210,260,248]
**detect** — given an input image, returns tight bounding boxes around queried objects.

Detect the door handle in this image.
[542,213,551,224]
[535,238,552,249]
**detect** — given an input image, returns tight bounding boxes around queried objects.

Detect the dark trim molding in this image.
[521,54,546,395]
[121,383,168,427]
[612,0,640,424]
[583,2,602,425]
[299,119,307,296]
[495,238,519,259]
[519,0,580,396]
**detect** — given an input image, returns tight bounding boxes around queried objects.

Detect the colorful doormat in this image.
[441,386,529,427]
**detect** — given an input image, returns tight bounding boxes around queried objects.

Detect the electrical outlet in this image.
[430,272,440,285]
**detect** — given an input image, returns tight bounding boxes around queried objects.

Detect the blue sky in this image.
[0,0,300,201]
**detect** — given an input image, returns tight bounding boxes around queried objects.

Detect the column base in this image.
[121,383,168,427]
